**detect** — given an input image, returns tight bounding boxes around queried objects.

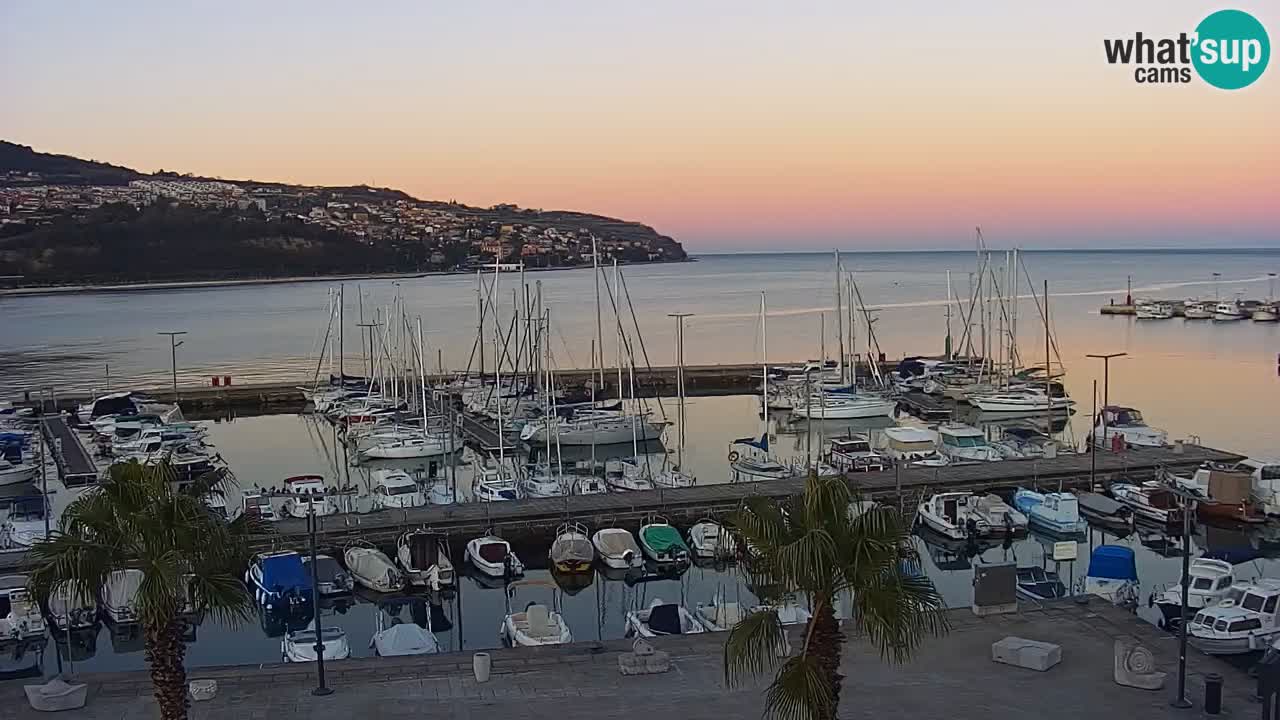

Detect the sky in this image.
[2,2,1278,251]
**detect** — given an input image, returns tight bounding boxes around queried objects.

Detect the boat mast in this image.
[760,291,769,434]
[417,317,428,432]
[613,259,624,412]
[1010,248,1019,376]
[835,250,845,385]
[1044,279,1052,434]
[945,270,953,361]
[476,269,485,378]
[593,236,605,398]
[338,284,345,384]
[494,258,504,467]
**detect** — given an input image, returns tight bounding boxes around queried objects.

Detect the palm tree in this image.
[724,473,948,720]
[28,461,256,720]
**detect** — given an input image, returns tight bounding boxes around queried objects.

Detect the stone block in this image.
[619,640,671,675]
[991,636,1062,672]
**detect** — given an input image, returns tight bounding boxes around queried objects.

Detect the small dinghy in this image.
[344,543,406,593]
[624,597,707,638]
[687,519,737,560]
[638,517,690,566]
[592,527,643,569]
[466,534,524,578]
[396,530,454,590]
[549,522,594,573]
[500,580,573,647]
[1015,566,1067,601]
[283,621,349,662]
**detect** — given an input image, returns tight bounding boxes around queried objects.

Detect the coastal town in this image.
[0,145,687,282]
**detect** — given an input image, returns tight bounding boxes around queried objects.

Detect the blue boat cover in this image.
[261,554,312,593]
[1087,545,1138,581]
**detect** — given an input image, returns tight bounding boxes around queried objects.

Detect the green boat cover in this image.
[642,525,688,552]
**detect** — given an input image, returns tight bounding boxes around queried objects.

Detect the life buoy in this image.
[728,450,740,462]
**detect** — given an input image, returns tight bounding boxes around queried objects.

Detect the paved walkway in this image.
[3,601,1261,719]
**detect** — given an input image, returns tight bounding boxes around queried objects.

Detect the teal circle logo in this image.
[1193,9,1270,89]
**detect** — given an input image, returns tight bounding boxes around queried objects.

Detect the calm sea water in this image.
[2,249,1279,678]
[3,249,1278,455]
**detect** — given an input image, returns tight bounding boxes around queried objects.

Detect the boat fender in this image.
[1147,592,1155,609]
[727,451,740,462]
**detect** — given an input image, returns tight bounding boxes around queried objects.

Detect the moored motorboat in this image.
[1084,545,1140,607]
[638,517,691,566]
[0,575,46,640]
[1111,482,1187,526]
[549,522,594,573]
[1091,405,1167,449]
[246,552,312,612]
[937,423,1003,463]
[102,568,145,625]
[500,579,573,647]
[592,527,643,569]
[604,458,655,492]
[465,534,524,578]
[624,597,707,638]
[279,475,337,518]
[1152,557,1235,629]
[1015,566,1067,601]
[1190,579,1280,654]
[687,519,737,560]
[1212,300,1246,321]
[301,553,354,596]
[283,621,349,662]
[1074,491,1135,531]
[1168,466,1266,524]
[695,595,744,632]
[370,469,425,510]
[1135,301,1175,319]
[1183,300,1214,320]
[371,621,439,657]
[45,580,98,632]
[0,458,37,487]
[825,435,887,473]
[392,530,452,590]
[344,543,406,593]
[1013,489,1087,535]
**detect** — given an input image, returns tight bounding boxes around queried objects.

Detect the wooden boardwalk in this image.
[40,415,99,486]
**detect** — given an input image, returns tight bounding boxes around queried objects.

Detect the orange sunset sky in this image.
[2,1,1277,250]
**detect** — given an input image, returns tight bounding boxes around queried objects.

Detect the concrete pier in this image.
[1,601,1256,719]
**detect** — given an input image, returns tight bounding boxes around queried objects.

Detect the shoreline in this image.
[0,257,695,298]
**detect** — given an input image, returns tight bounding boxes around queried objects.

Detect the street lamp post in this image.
[306,507,333,696]
[1162,478,1197,709]
[1086,352,1126,449]
[157,331,187,397]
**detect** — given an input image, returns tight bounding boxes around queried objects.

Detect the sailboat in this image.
[730,292,792,483]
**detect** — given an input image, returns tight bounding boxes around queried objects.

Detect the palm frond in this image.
[849,569,948,663]
[762,654,833,720]
[724,607,788,686]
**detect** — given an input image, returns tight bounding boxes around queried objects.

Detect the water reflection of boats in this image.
[912,527,1003,572]
[54,624,100,663]
[954,406,1071,434]
[1138,530,1188,559]
[1195,524,1265,565]
[0,636,46,680]
[109,620,146,654]
[550,566,595,596]
[257,603,314,639]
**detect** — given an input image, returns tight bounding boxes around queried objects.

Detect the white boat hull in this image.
[969,396,1073,412]
[528,419,665,446]
[791,399,896,419]
[0,465,38,486]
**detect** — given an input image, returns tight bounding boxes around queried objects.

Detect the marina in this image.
[1,249,1278,686]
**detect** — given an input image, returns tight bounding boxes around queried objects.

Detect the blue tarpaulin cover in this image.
[1087,545,1138,581]
[261,554,312,593]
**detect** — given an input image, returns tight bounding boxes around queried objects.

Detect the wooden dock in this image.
[0,442,1243,572]
[40,415,99,486]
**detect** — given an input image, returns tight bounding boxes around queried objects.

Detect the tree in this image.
[28,462,256,720]
[724,474,948,720]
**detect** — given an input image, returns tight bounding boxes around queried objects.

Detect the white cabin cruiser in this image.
[1212,301,1246,321]
[917,492,1025,540]
[826,435,887,473]
[1111,482,1187,525]
[1012,489,1087,535]
[396,530,454,590]
[937,424,1003,463]
[1135,301,1175,319]
[1153,558,1235,628]
[878,426,942,464]
[1091,406,1167,449]
[968,388,1073,413]
[1190,579,1280,654]
[370,469,425,510]
[500,580,573,647]
[279,475,337,518]
[790,393,895,420]
[592,527,643,569]
[466,534,524,578]
[343,544,406,593]
[625,598,707,638]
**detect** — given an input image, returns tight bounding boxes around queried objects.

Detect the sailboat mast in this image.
[760,291,769,428]
[835,250,845,384]
[593,236,605,397]
[338,284,345,385]
[945,270,953,361]
[417,317,428,430]
[613,259,623,405]
[1044,279,1052,433]
[476,269,485,378]
[1010,248,1019,376]
[494,259,504,466]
